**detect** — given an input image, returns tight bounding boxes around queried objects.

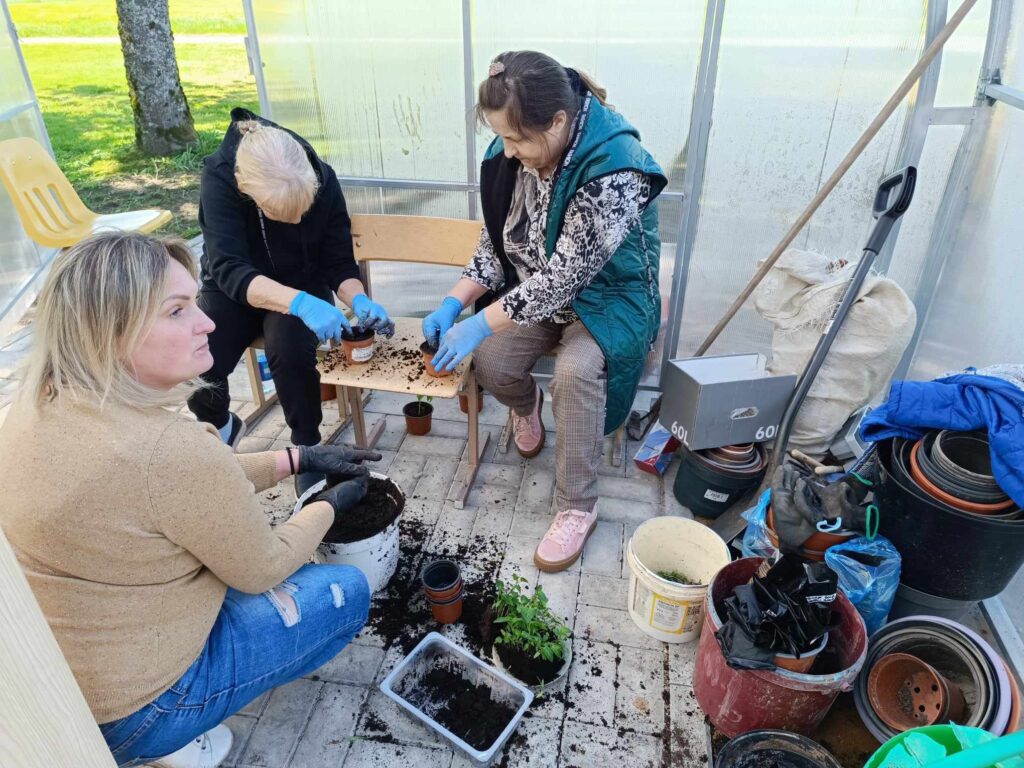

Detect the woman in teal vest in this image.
[424,50,666,573]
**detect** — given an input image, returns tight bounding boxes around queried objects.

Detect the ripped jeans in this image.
[99,564,370,766]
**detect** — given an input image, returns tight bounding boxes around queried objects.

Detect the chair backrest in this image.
[350,214,481,268]
[0,137,96,248]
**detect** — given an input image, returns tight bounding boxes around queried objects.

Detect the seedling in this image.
[492,574,570,664]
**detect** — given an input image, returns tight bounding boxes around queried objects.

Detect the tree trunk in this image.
[115,0,197,156]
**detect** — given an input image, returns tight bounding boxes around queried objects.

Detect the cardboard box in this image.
[661,354,796,451]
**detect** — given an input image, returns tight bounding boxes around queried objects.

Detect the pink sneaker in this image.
[512,386,545,458]
[534,509,598,572]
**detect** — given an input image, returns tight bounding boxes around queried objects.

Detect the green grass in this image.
[8,0,246,37]
[14,5,257,239]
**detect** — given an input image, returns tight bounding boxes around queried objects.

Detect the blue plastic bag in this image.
[824,535,901,635]
[741,490,780,561]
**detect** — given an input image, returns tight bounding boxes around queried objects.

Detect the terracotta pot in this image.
[1005,659,1022,733]
[319,382,336,402]
[867,652,960,731]
[766,506,853,561]
[775,633,829,674]
[459,387,484,414]
[420,341,451,378]
[910,441,1014,514]
[403,401,432,436]
[341,326,375,364]
[428,590,464,624]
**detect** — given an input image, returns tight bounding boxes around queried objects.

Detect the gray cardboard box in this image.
[661,353,797,451]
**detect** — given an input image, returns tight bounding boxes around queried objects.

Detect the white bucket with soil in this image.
[293,471,403,593]
[626,516,731,644]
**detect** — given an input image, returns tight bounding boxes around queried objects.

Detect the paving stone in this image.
[249,405,289,440]
[510,507,554,539]
[356,689,444,749]
[387,452,428,496]
[597,474,661,504]
[238,678,321,767]
[239,690,271,717]
[468,504,515,541]
[575,604,663,650]
[484,714,561,768]
[578,573,630,611]
[593,496,660,526]
[402,497,444,527]
[580,521,623,577]
[409,456,460,501]
[473,462,525,489]
[343,739,453,767]
[516,464,555,514]
[497,535,540,586]
[670,684,711,766]
[668,639,698,688]
[615,645,665,736]
[223,714,258,768]
[312,643,386,686]
[536,567,580,628]
[426,506,478,556]
[372,414,408,451]
[565,640,617,728]
[486,438,529,466]
[370,448,398,475]
[363,389,416,416]
[400,434,467,457]
[558,720,660,768]
[288,683,366,768]
[527,439,559,469]
[465,481,520,510]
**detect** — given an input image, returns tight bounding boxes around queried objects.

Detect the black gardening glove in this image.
[297,444,382,481]
[309,474,369,517]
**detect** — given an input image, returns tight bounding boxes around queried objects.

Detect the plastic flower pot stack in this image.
[420,559,464,624]
[693,557,868,737]
[854,615,1021,743]
[673,443,767,519]
[876,432,1024,619]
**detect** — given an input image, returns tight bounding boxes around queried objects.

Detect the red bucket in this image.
[693,557,867,738]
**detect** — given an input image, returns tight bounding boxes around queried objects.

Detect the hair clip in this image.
[488,61,506,77]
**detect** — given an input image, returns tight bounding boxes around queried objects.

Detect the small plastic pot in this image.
[403,401,433,436]
[774,633,829,674]
[421,560,462,601]
[428,589,464,624]
[867,652,961,731]
[341,326,375,363]
[459,386,484,414]
[420,341,451,378]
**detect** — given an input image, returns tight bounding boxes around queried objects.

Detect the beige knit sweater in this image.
[0,398,333,723]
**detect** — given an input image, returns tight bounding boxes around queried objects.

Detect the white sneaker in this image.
[146,724,233,768]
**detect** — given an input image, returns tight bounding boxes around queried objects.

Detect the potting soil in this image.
[322,476,402,543]
[320,333,460,389]
[493,642,564,687]
[412,666,518,751]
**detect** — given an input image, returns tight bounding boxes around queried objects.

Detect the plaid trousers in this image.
[473,319,606,513]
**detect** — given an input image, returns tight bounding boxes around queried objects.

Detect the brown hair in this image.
[476,50,609,137]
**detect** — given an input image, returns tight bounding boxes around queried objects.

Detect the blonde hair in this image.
[18,231,202,410]
[234,120,318,222]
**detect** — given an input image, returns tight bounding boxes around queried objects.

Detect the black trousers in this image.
[187,288,324,446]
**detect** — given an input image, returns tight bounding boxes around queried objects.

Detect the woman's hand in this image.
[422,296,463,348]
[309,474,368,517]
[351,294,395,338]
[433,311,493,372]
[288,291,351,343]
[298,444,382,479]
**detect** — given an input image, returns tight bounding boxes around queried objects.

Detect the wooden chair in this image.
[0,137,171,249]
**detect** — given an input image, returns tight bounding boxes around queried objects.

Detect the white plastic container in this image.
[381,632,533,765]
[293,471,403,593]
[625,516,731,643]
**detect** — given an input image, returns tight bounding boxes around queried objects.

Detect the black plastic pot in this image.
[715,730,842,768]
[673,445,765,518]
[888,583,975,622]
[876,438,1024,600]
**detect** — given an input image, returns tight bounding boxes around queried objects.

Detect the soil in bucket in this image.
[321,475,402,544]
[406,666,518,751]
[715,729,843,768]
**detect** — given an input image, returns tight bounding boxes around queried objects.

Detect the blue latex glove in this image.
[433,311,493,372]
[422,297,463,348]
[288,291,351,343]
[351,294,394,338]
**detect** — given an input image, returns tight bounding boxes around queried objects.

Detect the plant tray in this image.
[380,632,534,764]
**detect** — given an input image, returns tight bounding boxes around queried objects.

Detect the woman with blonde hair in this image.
[423,51,666,572]
[189,108,392,497]
[0,231,379,767]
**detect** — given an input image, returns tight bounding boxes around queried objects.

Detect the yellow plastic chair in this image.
[0,137,172,248]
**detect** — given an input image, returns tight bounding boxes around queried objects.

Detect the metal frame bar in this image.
[661,0,727,366]
[981,81,1024,110]
[241,0,272,118]
[0,101,35,124]
[461,0,477,219]
[875,0,948,273]
[2,0,52,154]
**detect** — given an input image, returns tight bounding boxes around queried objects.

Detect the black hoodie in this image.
[198,108,360,305]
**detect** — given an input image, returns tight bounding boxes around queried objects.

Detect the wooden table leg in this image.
[346,386,368,446]
[449,369,489,508]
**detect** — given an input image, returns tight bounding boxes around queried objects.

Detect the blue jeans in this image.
[99,564,370,766]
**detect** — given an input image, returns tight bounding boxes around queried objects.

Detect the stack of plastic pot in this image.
[854,615,1022,743]
[876,434,1024,619]
[673,443,767,518]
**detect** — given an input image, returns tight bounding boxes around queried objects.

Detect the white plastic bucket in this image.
[293,471,403,593]
[625,516,731,643]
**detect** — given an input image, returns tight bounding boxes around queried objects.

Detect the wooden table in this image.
[318,317,488,507]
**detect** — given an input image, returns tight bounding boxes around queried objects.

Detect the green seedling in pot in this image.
[493,574,570,663]
[656,569,697,585]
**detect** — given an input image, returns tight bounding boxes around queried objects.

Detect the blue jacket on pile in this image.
[860,366,1024,508]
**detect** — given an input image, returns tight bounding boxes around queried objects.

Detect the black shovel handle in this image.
[865,166,916,254]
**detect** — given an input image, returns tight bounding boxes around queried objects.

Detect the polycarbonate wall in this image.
[0,0,53,329]
[246,0,994,378]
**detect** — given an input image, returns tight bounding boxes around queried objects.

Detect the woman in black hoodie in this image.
[187,108,391,496]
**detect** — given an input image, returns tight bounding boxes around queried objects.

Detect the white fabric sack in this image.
[755,249,916,455]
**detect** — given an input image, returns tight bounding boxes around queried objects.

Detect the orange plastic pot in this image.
[459,387,484,414]
[775,633,828,674]
[341,327,375,364]
[910,441,1014,514]
[403,401,433,436]
[428,592,464,624]
[420,341,451,378]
